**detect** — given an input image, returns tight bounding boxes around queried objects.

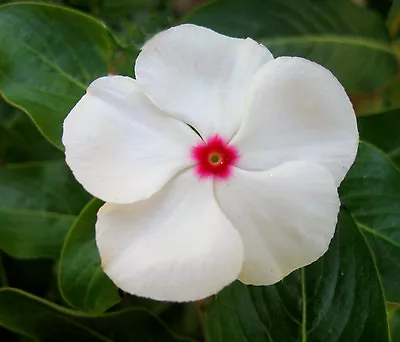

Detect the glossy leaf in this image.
[0,288,194,342]
[0,161,90,259]
[0,3,115,148]
[202,211,388,342]
[357,109,400,166]
[59,199,120,313]
[187,0,398,93]
[340,142,400,302]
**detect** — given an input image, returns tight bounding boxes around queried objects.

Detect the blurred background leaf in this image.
[0,288,195,342]
[357,109,400,166]
[391,306,400,342]
[0,98,90,261]
[352,78,400,115]
[0,160,90,259]
[388,0,400,37]
[186,0,399,93]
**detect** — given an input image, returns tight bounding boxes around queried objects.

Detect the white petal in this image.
[135,24,273,140]
[215,161,339,285]
[232,57,358,186]
[96,169,244,302]
[63,75,199,204]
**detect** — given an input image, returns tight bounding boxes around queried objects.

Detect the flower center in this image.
[191,135,239,180]
[209,153,222,165]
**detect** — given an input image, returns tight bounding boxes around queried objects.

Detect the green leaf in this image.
[0,288,194,342]
[391,308,400,342]
[59,198,120,313]
[202,211,388,342]
[388,0,400,37]
[0,288,109,341]
[340,142,400,302]
[0,3,115,149]
[0,96,15,124]
[0,107,63,164]
[352,78,400,116]
[0,161,90,259]
[0,254,7,287]
[2,256,55,299]
[357,109,400,167]
[366,0,392,20]
[186,0,398,93]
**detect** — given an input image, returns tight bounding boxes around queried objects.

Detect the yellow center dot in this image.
[209,153,221,164]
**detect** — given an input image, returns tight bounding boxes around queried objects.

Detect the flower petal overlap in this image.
[135,24,273,140]
[232,56,358,186]
[215,161,339,285]
[96,170,244,302]
[63,76,199,204]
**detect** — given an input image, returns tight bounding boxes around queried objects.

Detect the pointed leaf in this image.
[0,3,115,148]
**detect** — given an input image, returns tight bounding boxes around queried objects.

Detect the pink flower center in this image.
[191,135,239,180]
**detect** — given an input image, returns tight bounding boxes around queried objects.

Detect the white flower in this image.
[62,24,358,302]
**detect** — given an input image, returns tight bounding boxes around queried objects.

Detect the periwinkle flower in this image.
[63,24,358,302]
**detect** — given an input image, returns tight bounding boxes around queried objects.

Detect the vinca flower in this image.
[62,24,358,302]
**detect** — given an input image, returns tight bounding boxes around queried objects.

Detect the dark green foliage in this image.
[0,0,400,340]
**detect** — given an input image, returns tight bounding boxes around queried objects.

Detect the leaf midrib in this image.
[259,35,395,55]
[355,221,391,340]
[21,42,86,90]
[357,222,400,248]
[0,207,76,220]
[0,289,110,342]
